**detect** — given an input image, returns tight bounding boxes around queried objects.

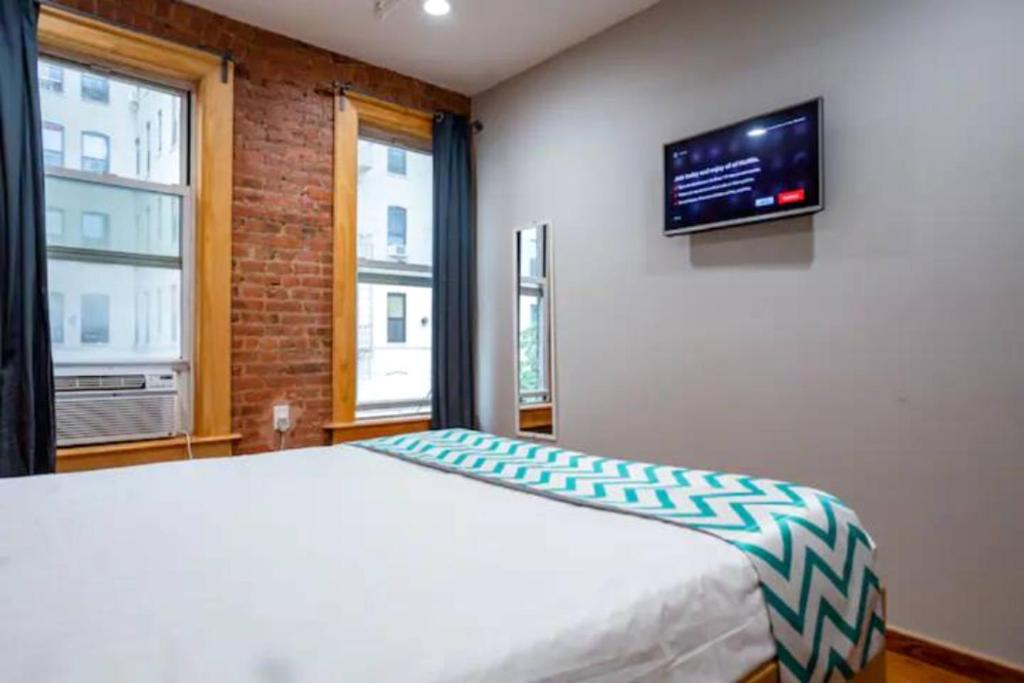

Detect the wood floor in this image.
[889,652,979,682]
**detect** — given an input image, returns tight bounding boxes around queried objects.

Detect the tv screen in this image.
[664,98,823,235]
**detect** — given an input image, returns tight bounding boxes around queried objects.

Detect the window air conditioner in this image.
[55,371,180,446]
[388,244,407,261]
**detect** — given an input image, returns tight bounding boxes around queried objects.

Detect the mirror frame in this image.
[514,221,558,441]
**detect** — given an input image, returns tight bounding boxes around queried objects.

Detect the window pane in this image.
[81,74,110,103]
[387,206,407,252]
[45,208,64,238]
[44,176,181,257]
[387,147,407,175]
[357,282,430,413]
[39,57,185,184]
[81,132,109,173]
[39,63,63,93]
[47,260,182,363]
[42,122,64,167]
[81,293,110,343]
[387,292,407,343]
[81,212,110,247]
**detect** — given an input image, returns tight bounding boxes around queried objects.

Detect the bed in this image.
[0,430,884,682]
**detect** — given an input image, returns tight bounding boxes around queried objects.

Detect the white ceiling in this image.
[187,0,661,95]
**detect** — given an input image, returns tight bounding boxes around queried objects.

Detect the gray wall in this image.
[473,0,1024,665]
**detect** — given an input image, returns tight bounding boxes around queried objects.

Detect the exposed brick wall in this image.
[53,0,471,454]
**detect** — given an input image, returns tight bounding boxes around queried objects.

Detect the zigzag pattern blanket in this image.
[355,429,885,683]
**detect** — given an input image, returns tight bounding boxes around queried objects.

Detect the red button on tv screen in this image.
[777,188,806,205]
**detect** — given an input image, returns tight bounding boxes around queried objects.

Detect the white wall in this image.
[474,0,1024,664]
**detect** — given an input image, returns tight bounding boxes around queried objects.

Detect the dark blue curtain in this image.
[431,113,476,429]
[0,0,56,476]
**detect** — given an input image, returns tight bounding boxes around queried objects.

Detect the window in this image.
[80,294,110,344]
[80,73,109,103]
[355,138,433,416]
[387,146,407,176]
[45,208,64,238]
[171,105,179,148]
[81,132,109,173]
[42,122,64,167]
[145,121,152,177]
[49,293,64,344]
[157,110,163,153]
[387,293,407,343]
[134,137,141,176]
[40,57,189,367]
[39,63,63,93]
[387,206,407,254]
[81,212,110,247]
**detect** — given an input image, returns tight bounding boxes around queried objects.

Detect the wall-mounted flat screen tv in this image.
[664,98,823,236]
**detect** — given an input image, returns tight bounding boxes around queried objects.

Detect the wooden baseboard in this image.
[887,626,1024,682]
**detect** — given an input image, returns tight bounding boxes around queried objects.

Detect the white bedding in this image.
[0,444,774,682]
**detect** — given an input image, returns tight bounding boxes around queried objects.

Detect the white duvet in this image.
[0,444,774,682]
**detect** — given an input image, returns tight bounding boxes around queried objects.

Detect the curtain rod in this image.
[318,80,483,133]
[37,0,234,82]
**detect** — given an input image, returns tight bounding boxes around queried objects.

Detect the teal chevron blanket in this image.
[354,429,885,683]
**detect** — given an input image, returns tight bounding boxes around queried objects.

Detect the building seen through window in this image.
[356,138,433,416]
[39,56,188,366]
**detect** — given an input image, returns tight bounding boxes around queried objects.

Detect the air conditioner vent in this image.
[56,393,178,446]
[55,374,147,392]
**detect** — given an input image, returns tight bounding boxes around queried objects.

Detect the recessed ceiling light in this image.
[422,0,450,16]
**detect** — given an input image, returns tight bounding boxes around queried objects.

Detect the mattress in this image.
[0,443,775,682]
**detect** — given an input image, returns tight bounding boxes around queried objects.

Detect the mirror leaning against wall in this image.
[515,222,557,440]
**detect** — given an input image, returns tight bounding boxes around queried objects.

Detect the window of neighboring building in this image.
[355,139,432,416]
[45,208,64,239]
[80,73,109,103]
[145,121,152,177]
[49,293,64,344]
[81,212,110,247]
[387,293,406,343]
[39,62,63,93]
[81,131,109,173]
[80,293,110,344]
[42,122,63,167]
[387,146,407,176]
[387,205,407,255]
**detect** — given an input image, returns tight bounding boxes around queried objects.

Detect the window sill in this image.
[57,433,241,473]
[325,415,431,444]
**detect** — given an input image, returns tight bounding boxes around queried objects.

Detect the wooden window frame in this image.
[40,7,239,471]
[326,91,434,444]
